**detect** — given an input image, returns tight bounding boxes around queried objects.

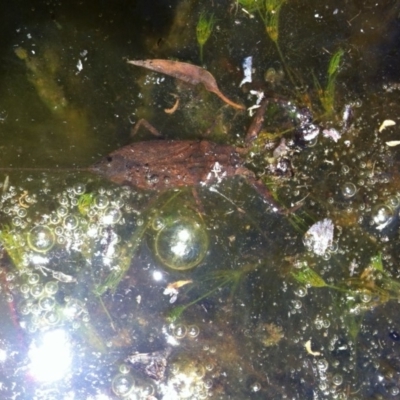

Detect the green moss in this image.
[0,225,26,270]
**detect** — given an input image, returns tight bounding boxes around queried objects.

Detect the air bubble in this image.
[113,198,125,208]
[154,216,208,270]
[292,299,302,309]
[372,204,393,226]
[137,218,144,226]
[19,301,31,315]
[45,281,58,295]
[101,207,122,225]
[57,206,68,218]
[317,359,329,372]
[360,290,372,303]
[44,310,60,325]
[12,217,22,226]
[58,195,69,206]
[390,386,400,396]
[17,208,27,218]
[5,272,15,281]
[118,363,130,375]
[387,196,400,208]
[188,325,200,338]
[332,373,343,386]
[295,286,307,297]
[250,381,261,392]
[341,165,350,175]
[111,373,135,397]
[39,296,56,311]
[73,183,86,195]
[341,182,357,198]
[28,273,40,285]
[139,383,155,396]
[94,195,109,210]
[63,215,79,230]
[20,283,30,294]
[30,283,44,298]
[55,226,64,236]
[172,324,187,339]
[27,225,55,253]
[204,379,213,389]
[152,217,165,231]
[49,213,61,225]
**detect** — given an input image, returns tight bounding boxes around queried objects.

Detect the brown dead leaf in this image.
[127,59,245,110]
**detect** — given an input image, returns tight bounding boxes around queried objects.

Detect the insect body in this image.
[89,138,279,209]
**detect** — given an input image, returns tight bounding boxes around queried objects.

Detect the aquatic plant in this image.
[77,193,95,216]
[196,11,216,63]
[291,263,328,288]
[313,49,344,114]
[93,191,185,296]
[167,262,259,322]
[0,224,26,270]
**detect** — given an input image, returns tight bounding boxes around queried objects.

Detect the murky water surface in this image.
[1,0,400,398]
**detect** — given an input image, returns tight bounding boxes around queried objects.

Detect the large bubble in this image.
[27,226,55,253]
[111,373,135,397]
[154,216,208,270]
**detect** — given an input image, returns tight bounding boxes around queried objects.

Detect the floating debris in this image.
[322,128,341,142]
[378,119,396,132]
[163,280,193,303]
[304,339,321,356]
[239,56,253,87]
[385,140,400,147]
[303,219,334,256]
[126,348,171,381]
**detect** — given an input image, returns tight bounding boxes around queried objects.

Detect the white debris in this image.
[247,104,260,117]
[378,119,396,132]
[304,340,321,356]
[247,90,264,116]
[303,218,334,256]
[163,287,178,304]
[322,128,341,142]
[76,59,83,74]
[239,56,253,87]
[349,259,358,277]
[249,90,264,104]
[386,140,400,147]
[273,138,289,158]
[302,125,320,141]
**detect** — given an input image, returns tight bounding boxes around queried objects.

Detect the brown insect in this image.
[88,93,285,211]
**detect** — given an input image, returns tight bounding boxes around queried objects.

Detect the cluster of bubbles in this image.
[332,150,400,234]
[111,364,156,399]
[109,322,211,399]
[0,182,145,333]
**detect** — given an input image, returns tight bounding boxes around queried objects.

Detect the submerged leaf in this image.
[292,265,327,288]
[370,253,383,271]
[127,59,245,110]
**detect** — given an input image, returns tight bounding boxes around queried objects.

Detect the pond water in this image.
[1,0,400,399]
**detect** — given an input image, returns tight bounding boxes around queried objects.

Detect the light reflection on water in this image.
[0,0,400,398]
[28,329,72,382]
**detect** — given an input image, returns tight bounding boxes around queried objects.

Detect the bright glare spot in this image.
[30,254,49,266]
[153,270,164,281]
[87,394,113,400]
[0,348,7,362]
[28,329,72,382]
[171,228,191,257]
